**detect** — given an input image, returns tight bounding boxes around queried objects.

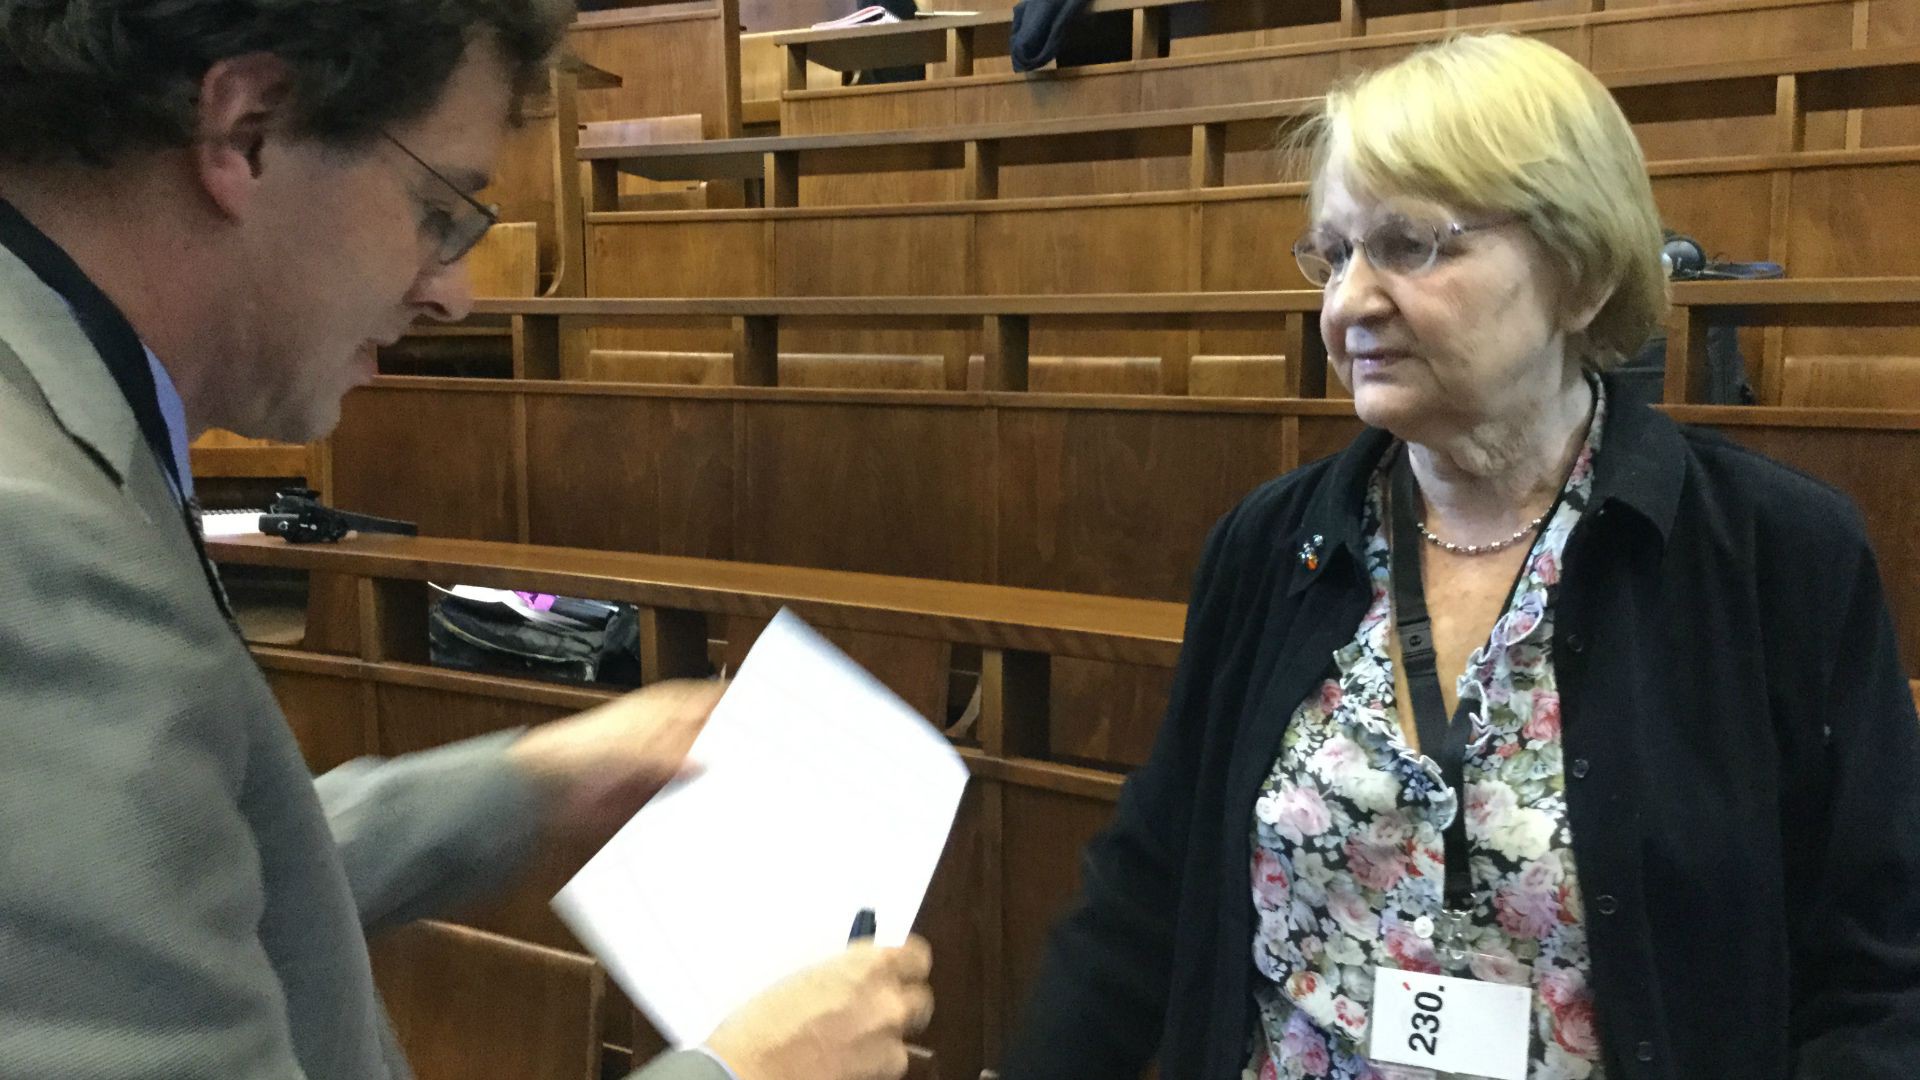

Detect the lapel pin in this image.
[1298,534,1325,571]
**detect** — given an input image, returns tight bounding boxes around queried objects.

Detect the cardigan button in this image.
[1595,894,1619,915]
[1564,632,1587,653]
[1636,1041,1655,1063]
[1571,758,1591,779]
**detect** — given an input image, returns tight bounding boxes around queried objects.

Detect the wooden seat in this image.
[371,920,604,1080]
[1779,355,1920,409]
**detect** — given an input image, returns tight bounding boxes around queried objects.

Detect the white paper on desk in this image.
[551,607,970,1048]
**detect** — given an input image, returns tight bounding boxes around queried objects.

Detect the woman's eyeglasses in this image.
[1292,216,1514,288]
[380,130,500,267]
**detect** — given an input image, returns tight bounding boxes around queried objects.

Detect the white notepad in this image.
[200,509,265,538]
[552,608,970,1047]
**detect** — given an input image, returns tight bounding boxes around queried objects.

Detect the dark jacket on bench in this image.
[999,374,1920,1080]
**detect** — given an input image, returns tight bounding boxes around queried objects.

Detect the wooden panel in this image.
[1631,84,1780,161]
[1049,657,1174,768]
[590,219,765,297]
[1590,3,1855,69]
[483,118,560,286]
[573,349,733,384]
[963,71,1151,199]
[468,222,541,298]
[375,682,574,755]
[1649,172,1776,264]
[996,409,1287,599]
[572,15,735,137]
[915,782,993,1080]
[774,215,973,359]
[330,388,519,541]
[457,839,603,952]
[1709,424,1920,673]
[371,921,601,1080]
[1300,412,1369,464]
[522,394,734,558]
[735,401,995,581]
[1028,356,1163,395]
[1198,196,1309,292]
[266,670,368,772]
[782,352,953,389]
[791,92,964,205]
[775,215,972,295]
[977,204,1190,295]
[999,785,1116,1028]
[1783,162,1920,355]
[586,221,752,353]
[1190,354,1291,397]
[1780,355,1920,408]
[1869,0,1920,45]
[717,614,955,721]
[1139,48,1341,110]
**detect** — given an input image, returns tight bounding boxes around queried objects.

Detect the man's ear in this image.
[192,53,296,218]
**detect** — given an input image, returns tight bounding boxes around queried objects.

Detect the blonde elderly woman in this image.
[997,33,1920,1080]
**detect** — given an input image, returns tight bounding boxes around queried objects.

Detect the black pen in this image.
[848,907,876,942]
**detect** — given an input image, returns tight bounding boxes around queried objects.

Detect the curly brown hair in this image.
[0,0,574,166]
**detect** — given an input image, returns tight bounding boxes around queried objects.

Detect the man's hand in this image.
[507,679,724,841]
[704,938,935,1080]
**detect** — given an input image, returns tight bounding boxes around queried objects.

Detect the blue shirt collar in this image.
[144,346,194,506]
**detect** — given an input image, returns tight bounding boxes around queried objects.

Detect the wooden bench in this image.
[774,0,1877,137]
[212,530,1176,1080]
[583,43,1920,208]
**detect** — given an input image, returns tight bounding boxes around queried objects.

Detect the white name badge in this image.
[1368,967,1534,1080]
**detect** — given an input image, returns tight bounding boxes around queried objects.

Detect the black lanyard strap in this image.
[1388,451,1479,911]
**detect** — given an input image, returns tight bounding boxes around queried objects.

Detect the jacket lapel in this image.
[0,245,236,621]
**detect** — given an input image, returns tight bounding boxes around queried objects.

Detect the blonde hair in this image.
[1301,33,1668,367]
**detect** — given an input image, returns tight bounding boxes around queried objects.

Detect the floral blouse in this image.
[1245,380,1608,1080]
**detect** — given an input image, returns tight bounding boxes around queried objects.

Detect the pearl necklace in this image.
[1416,514,1544,556]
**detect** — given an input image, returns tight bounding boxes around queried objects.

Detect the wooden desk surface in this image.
[210,533,1189,666]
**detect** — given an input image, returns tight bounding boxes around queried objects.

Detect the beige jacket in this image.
[0,242,723,1080]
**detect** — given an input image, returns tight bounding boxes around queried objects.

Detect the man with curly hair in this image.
[0,4,933,1079]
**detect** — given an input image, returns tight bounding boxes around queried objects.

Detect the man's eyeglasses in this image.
[1293,216,1515,288]
[380,130,499,266]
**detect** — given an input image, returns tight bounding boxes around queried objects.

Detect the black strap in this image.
[0,196,184,498]
[1388,453,1480,910]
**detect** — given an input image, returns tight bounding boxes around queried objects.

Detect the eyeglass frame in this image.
[379,130,500,267]
[1292,214,1519,289]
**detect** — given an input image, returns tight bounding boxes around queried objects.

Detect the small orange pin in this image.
[1298,534,1325,571]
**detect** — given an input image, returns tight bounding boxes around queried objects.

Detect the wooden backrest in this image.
[1189,355,1289,398]
[1779,355,1920,409]
[370,920,604,1080]
[468,221,542,298]
[188,430,311,480]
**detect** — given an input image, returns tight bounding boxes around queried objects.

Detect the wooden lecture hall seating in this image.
[196,1,1920,1078]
